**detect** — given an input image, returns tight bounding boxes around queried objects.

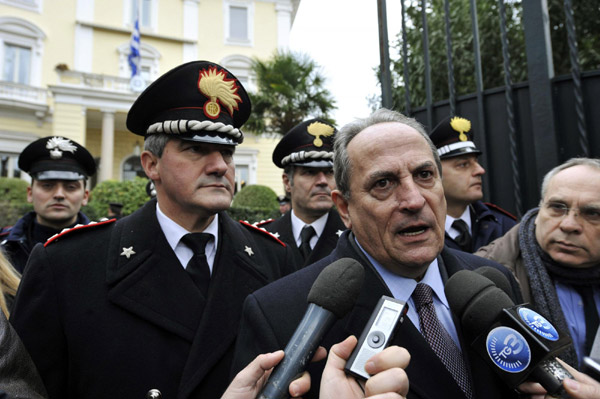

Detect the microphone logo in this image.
[486,326,531,373]
[518,307,559,342]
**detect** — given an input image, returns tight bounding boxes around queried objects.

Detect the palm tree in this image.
[245,50,337,136]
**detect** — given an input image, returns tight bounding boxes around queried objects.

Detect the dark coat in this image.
[260,209,346,267]
[232,230,523,399]
[1,211,90,274]
[10,199,298,399]
[445,201,517,253]
[0,311,47,399]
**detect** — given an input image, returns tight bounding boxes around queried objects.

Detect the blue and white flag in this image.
[128,4,143,91]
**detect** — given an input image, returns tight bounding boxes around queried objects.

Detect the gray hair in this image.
[144,134,171,158]
[540,157,600,201]
[333,108,441,199]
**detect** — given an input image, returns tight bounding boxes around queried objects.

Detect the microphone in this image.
[474,266,513,298]
[446,270,573,398]
[257,258,365,399]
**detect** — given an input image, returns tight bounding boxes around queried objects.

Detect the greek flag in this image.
[128,16,141,78]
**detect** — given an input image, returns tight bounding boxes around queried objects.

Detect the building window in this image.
[0,153,20,178]
[117,42,161,88]
[0,17,45,87]
[122,155,146,181]
[3,43,31,84]
[224,0,253,46]
[221,54,255,92]
[125,0,157,32]
[230,6,248,40]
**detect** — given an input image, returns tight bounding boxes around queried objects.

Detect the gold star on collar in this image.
[244,246,254,256]
[120,247,136,259]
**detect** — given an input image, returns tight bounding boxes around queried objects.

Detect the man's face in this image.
[142,139,235,220]
[333,122,446,279]
[535,165,600,269]
[283,166,335,222]
[27,179,89,229]
[441,154,485,211]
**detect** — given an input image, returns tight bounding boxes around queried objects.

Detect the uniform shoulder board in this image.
[0,227,11,238]
[44,218,116,247]
[239,220,286,247]
[484,202,517,221]
[255,218,275,227]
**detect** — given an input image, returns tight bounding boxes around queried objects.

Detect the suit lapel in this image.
[106,200,204,342]
[178,215,273,397]
[306,209,345,265]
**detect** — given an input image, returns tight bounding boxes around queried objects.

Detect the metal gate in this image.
[377,0,600,218]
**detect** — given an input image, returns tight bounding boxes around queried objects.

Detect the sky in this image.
[289,0,402,127]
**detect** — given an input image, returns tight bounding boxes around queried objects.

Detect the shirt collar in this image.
[445,206,472,237]
[155,202,219,253]
[291,209,329,242]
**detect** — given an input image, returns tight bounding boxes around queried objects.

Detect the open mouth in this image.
[399,225,428,236]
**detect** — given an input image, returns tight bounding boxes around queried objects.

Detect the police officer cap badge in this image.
[429,116,482,160]
[126,60,251,146]
[18,136,96,181]
[272,119,337,169]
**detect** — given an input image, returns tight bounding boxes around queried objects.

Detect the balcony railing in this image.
[0,81,48,105]
[56,70,144,93]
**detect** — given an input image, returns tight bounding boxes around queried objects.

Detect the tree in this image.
[381,0,599,111]
[245,50,337,136]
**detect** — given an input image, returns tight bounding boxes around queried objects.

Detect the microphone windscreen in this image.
[474,266,513,297]
[307,258,364,319]
[446,270,514,340]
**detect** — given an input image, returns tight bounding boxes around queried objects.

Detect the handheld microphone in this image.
[257,258,365,399]
[473,266,514,298]
[445,270,573,398]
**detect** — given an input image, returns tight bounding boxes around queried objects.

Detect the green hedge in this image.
[229,185,280,224]
[84,177,151,220]
[0,177,281,227]
[0,178,33,227]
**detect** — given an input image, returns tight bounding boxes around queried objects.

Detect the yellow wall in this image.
[52,103,86,145]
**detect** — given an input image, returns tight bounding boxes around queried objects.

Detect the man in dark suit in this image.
[232,108,524,399]
[10,61,298,399]
[428,116,517,253]
[1,136,96,273]
[260,119,346,267]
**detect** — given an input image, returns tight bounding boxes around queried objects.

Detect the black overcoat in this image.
[261,209,346,267]
[232,230,524,399]
[10,199,298,399]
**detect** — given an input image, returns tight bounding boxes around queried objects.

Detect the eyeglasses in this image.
[543,201,600,225]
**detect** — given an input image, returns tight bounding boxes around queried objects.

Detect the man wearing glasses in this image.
[476,157,600,370]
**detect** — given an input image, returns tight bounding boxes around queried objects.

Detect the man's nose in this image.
[205,151,229,175]
[397,180,426,211]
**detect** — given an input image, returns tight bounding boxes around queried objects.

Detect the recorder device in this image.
[345,295,407,380]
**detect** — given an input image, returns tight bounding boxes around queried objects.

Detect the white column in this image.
[182,0,199,62]
[275,0,293,48]
[100,109,115,182]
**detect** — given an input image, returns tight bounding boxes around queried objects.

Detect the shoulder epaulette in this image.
[255,218,274,227]
[239,220,286,247]
[0,227,11,237]
[44,218,116,247]
[484,202,517,221]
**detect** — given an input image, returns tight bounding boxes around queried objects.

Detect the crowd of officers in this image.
[0,60,599,399]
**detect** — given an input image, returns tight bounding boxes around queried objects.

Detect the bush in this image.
[229,185,280,224]
[85,177,151,220]
[0,178,33,227]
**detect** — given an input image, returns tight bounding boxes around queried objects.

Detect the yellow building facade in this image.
[0,0,299,195]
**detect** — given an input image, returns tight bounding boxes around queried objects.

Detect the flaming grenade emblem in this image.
[198,67,242,119]
[46,137,77,159]
[450,117,471,142]
[307,122,335,147]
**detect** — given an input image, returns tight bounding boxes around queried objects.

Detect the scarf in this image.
[518,207,589,367]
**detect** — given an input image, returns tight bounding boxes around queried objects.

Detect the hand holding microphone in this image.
[445,269,574,398]
[257,258,365,399]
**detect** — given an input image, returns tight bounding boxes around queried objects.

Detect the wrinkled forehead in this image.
[546,165,600,204]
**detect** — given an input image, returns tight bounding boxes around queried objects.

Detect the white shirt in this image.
[291,210,329,249]
[445,207,472,240]
[155,202,219,274]
[355,238,462,348]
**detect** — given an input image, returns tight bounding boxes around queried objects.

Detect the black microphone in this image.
[446,270,574,398]
[257,258,365,399]
[474,266,513,298]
